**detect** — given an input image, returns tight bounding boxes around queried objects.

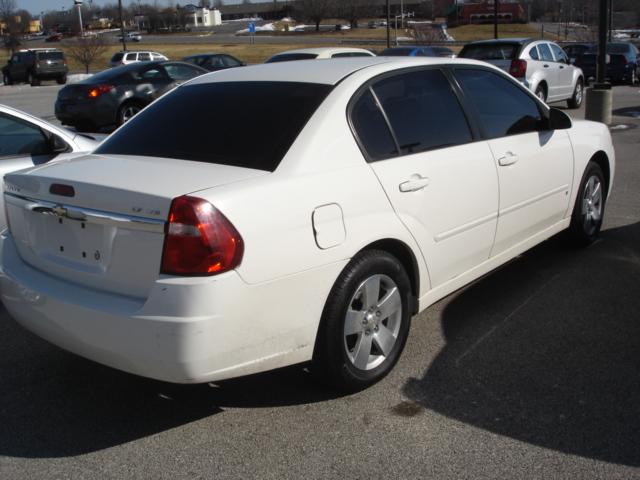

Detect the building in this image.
[183,5,222,27]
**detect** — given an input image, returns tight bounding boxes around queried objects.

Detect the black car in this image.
[55,61,208,132]
[2,48,68,86]
[379,46,454,58]
[575,42,640,84]
[182,53,246,72]
[562,42,594,63]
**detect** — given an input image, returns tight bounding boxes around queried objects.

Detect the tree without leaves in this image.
[336,0,376,29]
[65,35,108,74]
[295,0,336,32]
[0,0,20,54]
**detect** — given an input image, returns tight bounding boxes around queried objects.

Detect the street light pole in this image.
[494,0,498,39]
[74,0,83,36]
[386,0,391,48]
[608,0,613,42]
[585,0,612,124]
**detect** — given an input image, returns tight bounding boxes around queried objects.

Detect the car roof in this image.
[187,57,491,86]
[465,37,533,45]
[270,47,373,55]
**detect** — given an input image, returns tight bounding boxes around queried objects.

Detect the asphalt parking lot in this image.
[0,84,639,479]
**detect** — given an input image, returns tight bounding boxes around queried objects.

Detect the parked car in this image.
[2,48,68,86]
[562,42,594,63]
[574,42,640,84]
[109,50,168,67]
[459,38,585,108]
[380,46,455,58]
[0,104,98,228]
[1,57,614,392]
[265,47,375,63]
[55,61,208,132]
[182,53,246,72]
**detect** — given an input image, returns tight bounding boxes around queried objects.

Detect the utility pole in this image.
[608,0,613,42]
[119,0,127,51]
[386,0,391,48]
[494,0,498,39]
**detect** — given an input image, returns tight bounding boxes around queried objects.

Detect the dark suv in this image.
[2,48,68,86]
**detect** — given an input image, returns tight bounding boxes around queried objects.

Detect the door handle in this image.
[498,152,519,166]
[399,174,430,192]
[543,64,549,68]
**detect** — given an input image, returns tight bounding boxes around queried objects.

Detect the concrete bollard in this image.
[585,86,613,125]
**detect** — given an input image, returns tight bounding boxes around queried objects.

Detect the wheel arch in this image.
[359,238,420,315]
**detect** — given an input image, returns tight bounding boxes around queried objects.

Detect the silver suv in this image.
[109,51,168,67]
[459,38,585,109]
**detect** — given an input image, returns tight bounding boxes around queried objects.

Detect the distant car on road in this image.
[0,104,98,228]
[574,42,640,85]
[265,47,375,63]
[2,48,68,86]
[109,50,168,68]
[182,53,246,72]
[55,61,207,132]
[459,38,585,108]
[379,46,455,58]
[118,32,142,42]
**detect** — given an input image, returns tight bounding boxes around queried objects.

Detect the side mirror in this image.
[547,107,572,130]
[42,129,70,154]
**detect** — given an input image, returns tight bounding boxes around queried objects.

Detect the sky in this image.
[19,0,255,16]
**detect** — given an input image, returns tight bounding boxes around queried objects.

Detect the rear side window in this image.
[529,46,539,60]
[95,82,332,172]
[222,55,242,66]
[371,69,472,155]
[538,43,554,61]
[138,52,151,61]
[350,90,397,161]
[455,68,543,139]
[459,43,519,60]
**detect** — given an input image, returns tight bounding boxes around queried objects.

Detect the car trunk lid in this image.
[4,154,266,298]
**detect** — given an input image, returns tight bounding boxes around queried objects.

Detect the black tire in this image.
[569,161,606,246]
[28,72,40,87]
[117,101,144,126]
[567,79,584,109]
[2,72,12,85]
[535,83,547,103]
[56,74,67,85]
[312,250,413,393]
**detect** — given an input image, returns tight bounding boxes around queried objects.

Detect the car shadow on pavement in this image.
[403,221,640,467]
[0,318,337,458]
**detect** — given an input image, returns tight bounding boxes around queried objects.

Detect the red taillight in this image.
[161,196,244,276]
[87,84,114,98]
[509,59,527,78]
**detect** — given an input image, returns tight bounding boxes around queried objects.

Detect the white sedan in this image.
[0,104,98,228]
[0,57,614,392]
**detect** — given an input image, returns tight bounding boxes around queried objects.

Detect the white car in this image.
[265,47,375,63]
[459,38,585,108]
[0,104,98,228]
[0,58,614,392]
[109,50,168,67]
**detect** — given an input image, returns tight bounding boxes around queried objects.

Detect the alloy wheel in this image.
[343,274,402,371]
[581,175,603,236]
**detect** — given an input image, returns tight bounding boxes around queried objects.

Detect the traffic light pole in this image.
[585,0,612,124]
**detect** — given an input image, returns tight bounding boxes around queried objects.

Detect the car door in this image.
[550,43,574,98]
[537,43,560,101]
[453,67,573,257]
[351,68,499,287]
[136,65,173,101]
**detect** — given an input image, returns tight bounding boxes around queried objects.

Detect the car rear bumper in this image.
[0,232,341,383]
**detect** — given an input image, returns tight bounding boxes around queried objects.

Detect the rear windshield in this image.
[380,48,414,56]
[111,52,124,62]
[265,53,318,63]
[36,51,63,60]
[459,43,520,60]
[95,82,332,172]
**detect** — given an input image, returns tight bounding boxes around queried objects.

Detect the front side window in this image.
[0,113,49,158]
[125,53,137,61]
[371,69,472,155]
[550,44,568,63]
[455,68,543,139]
[95,82,331,172]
